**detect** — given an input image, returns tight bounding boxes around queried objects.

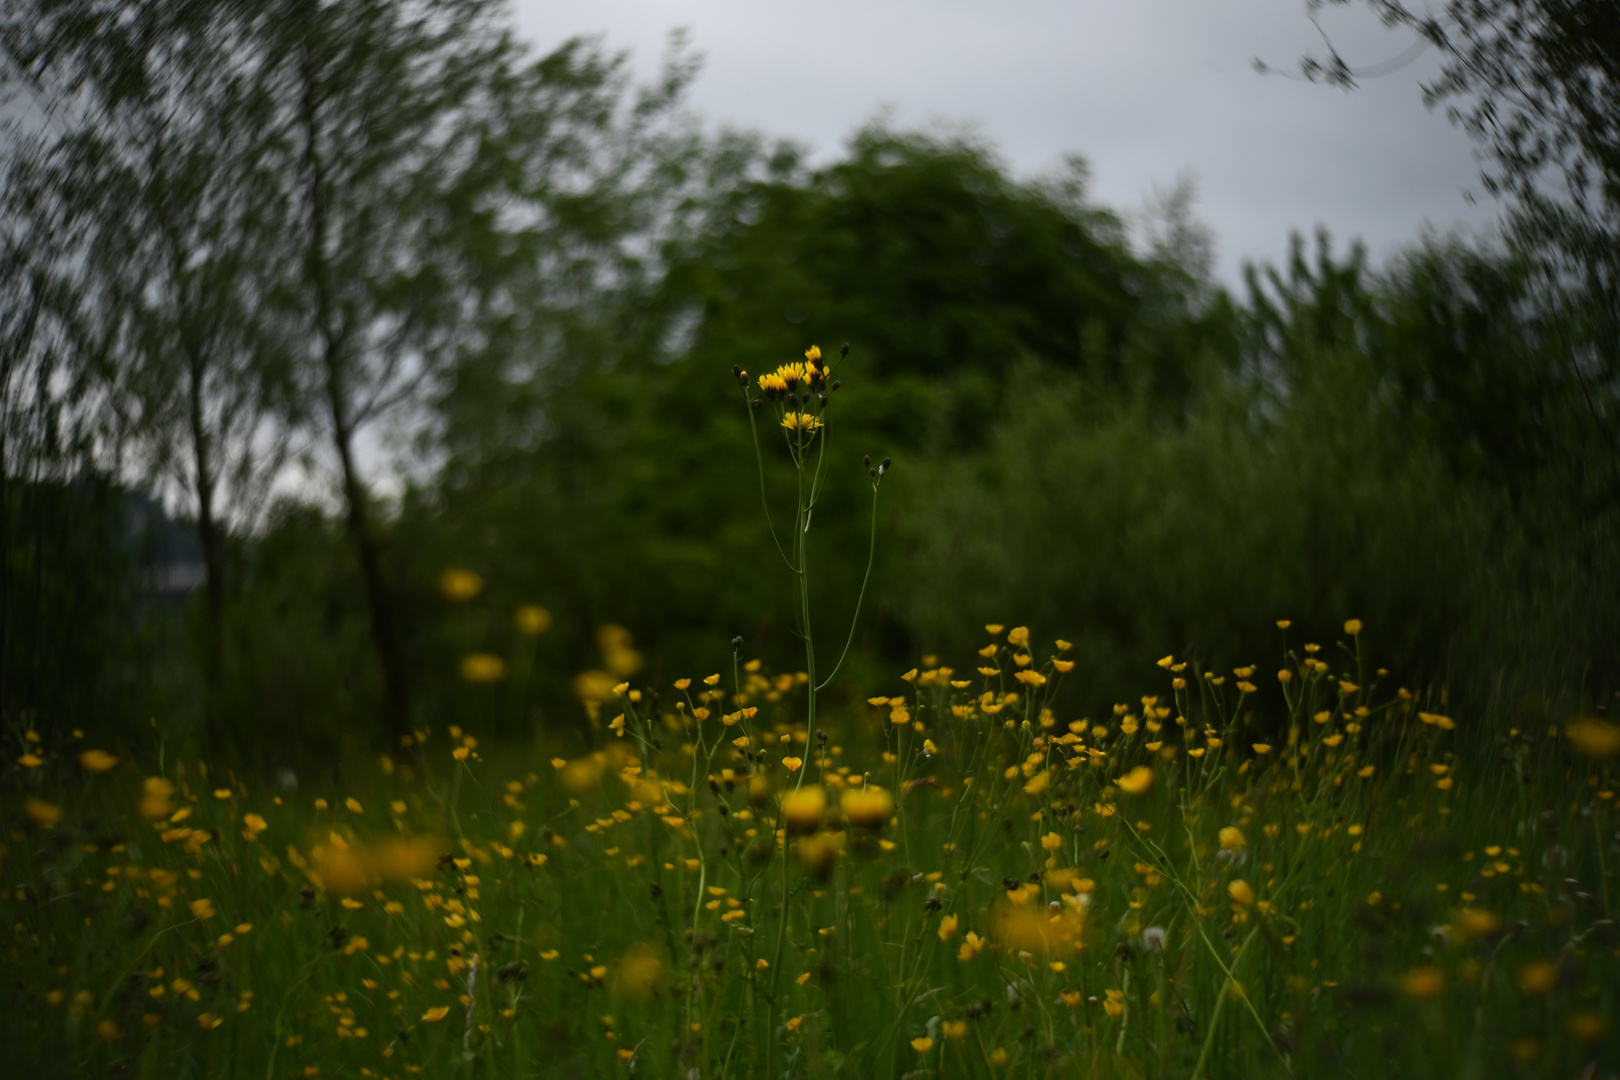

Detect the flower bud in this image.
[831,379,842,391]
[840,342,849,357]
[731,635,744,651]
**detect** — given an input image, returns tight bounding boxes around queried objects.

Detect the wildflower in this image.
[1116,766,1154,795]
[1515,960,1558,994]
[1140,926,1167,953]
[19,752,42,768]
[1227,880,1255,906]
[1007,627,1030,647]
[1565,716,1620,759]
[1344,619,1362,635]
[1252,743,1272,754]
[1218,826,1245,850]
[615,946,664,999]
[515,605,552,635]
[1400,966,1444,999]
[781,787,827,833]
[190,898,217,920]
[958,931,984,960]
[911,1036,934,1054]
[939,914,959,940]
[1568,1013,1607,1040]
[841,786,893,829]
[460,653,507,683]
[24,797,62,827]
[782,756,804,772]
[780,412,822,434]
[421,1006,451,1022]
[437,568,483,601]
[1041,832,1063,851]
[79,749,118,772]
[944,1019,968,1039]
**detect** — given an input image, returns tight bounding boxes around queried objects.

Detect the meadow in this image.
[6,620,1618,1079]
[5,347,1618,1080]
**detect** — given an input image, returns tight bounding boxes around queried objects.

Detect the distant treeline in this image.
[2,1,1616,769]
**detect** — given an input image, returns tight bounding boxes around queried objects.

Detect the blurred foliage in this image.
[1,4,1614,768]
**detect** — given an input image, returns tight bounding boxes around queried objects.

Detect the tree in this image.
[266,0,704,746]
[1,1,300,750]
[1293,0,1620,490]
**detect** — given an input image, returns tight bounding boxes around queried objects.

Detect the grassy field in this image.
[4,624,1617,1079]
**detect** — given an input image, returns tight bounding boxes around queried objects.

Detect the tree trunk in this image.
[185,342,225,756]
[300,53,413,749]
[329,391,412,749]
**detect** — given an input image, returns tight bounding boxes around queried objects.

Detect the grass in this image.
[3,623,1617,1079]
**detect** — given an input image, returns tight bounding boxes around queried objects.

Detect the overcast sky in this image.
[513,0,1503,284]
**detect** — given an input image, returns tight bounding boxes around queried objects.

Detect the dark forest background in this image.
[3,0,1616,773]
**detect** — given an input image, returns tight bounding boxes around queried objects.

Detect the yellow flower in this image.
[189,898,217,920]
[79,749,118,772]
[943,1019,968,1039]
[1218,826,1245,850]
[437,568,483,601]
[1007,626,1030,647]
[958,931,984,960]
[421,1005,451,1022]
[1565,716,1620,760]
[781,787,827,833]
[1116,766,1154,795]
[24,797,62,827]
[18,753,42,768]
[515,604,552,635]
[1227,879,1255,906]
[1040,831,1063,851]
[780,411,823,434]
[804,345,822,362]
[460,653,507,683]
[138,776,175,820]
[841,786,893,829]
[911,1036,933,1054]
[1400,966,1444,999]
[1014,669,1047,686]
[1515,960,1558,994]
[1344,619,1362,635]
[782,756,803,772]
[938,914,958,941]
[1252,743,1272,755]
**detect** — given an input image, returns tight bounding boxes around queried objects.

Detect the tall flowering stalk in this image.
[735,344,889,770]
[735,344,887,1078]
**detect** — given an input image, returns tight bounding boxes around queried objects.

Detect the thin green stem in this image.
[816,481,880,692]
